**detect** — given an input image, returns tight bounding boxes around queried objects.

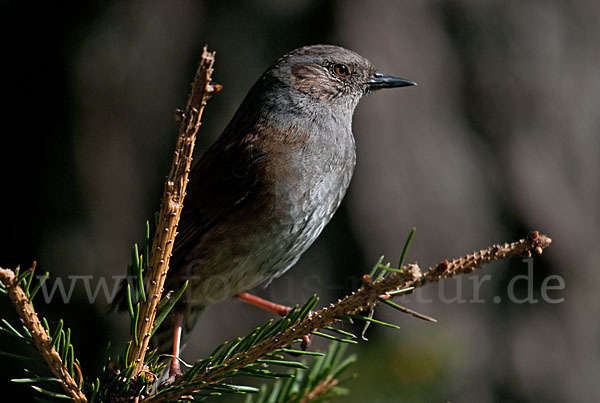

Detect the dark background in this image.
[1,1,597,401]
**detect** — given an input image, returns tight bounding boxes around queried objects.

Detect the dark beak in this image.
[366,72,417,90]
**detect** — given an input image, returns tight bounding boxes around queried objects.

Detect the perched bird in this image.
[161,44,415,375]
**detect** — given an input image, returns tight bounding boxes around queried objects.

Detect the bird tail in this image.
[109,278,205,354]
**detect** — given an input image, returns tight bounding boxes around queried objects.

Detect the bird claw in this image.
[300,333,313,350]
[164,371,183,385]
[167,359,183,381]
[158,365,183,391]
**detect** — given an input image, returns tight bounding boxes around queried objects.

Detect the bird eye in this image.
[333,64,351,77]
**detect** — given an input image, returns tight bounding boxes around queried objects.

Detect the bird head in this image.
[269,45,416,110]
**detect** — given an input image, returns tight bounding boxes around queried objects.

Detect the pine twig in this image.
[299,374,337,403]
[146,231,551,401]
[0,267,88,402]
[414,230,551,287]
[127,46,221,377]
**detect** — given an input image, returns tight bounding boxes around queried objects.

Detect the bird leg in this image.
[235,292,313,348]
[235,292,292,316]
[168,311,184,379]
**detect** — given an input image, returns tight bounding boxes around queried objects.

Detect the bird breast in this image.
[255,121,357,280]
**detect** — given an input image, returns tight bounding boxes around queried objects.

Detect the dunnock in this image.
[159,44,415,374]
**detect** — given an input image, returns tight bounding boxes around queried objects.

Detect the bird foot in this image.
[168,357,183,381]
[300,334,313,350]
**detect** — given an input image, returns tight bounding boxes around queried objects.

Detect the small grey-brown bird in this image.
[160,44,415,375]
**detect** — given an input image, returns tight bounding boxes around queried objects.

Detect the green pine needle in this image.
[312,331,358,344]
[16,267,32,288]
[388,286,415,295]
[29,272,49,301]
[322,325,356,339]
[50,321,64,350]
[344,314,400,329]
[151,280,188,338]
[256,359,309,369]
[247,342,356,403]
[375,262,392,281]
[376,263,404,273]
[0,350,39,364]
[278,348,325,356]
[1,319,25,339]
[11,377,60,384]
[398,227,416,268]
[369,255,385,277]
[295,294,319,322]
[30,385,71,400]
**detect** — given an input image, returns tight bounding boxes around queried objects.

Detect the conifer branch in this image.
[250,341,355,403]
[127,46,221,377]
[146,231,551,401]
[0,266,88,402]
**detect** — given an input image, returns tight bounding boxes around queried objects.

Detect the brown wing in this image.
[170,129,265,270]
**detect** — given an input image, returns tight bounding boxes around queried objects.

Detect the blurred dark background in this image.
[1,1,597,401]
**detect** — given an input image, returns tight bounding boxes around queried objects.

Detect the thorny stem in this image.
[127,46,221,377]
[145,231,551,401]
[0,267,88,402]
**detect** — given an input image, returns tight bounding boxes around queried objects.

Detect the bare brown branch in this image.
[0,267,88,402]
[127,46,219,377]
[145,231,552,401]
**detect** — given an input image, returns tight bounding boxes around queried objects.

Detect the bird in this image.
[159,44,415,376]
